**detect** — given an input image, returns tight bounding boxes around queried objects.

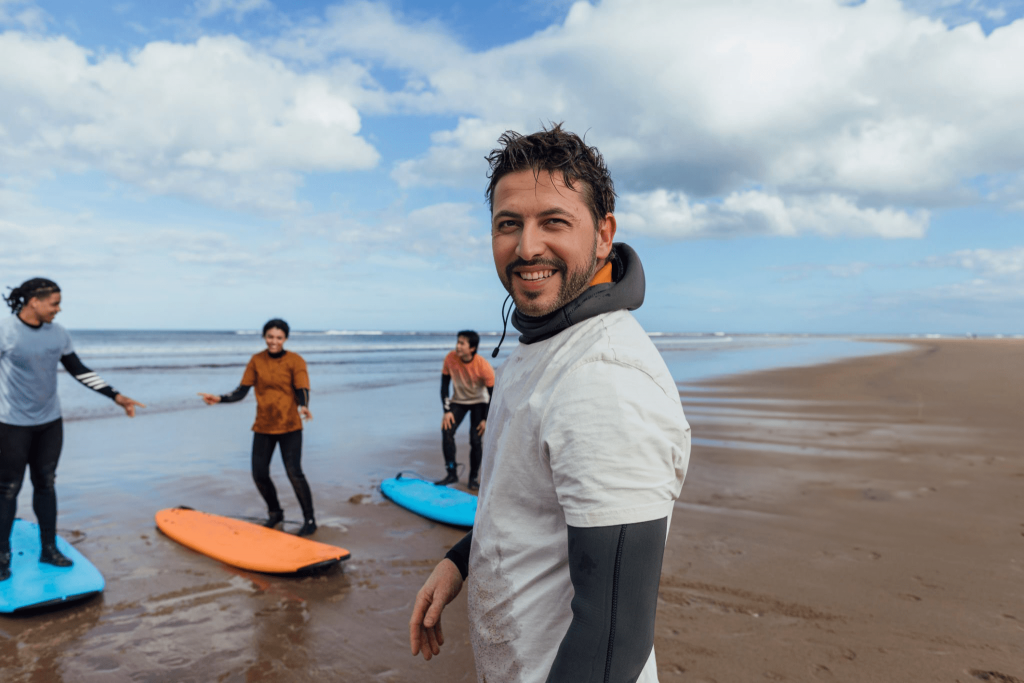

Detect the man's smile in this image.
[517,270,556,282]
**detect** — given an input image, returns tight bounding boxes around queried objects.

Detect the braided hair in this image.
[3,278,61,314]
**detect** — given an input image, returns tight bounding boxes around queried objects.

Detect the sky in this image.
[2,0,1023,334]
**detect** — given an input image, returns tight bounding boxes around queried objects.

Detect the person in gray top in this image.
[0,278,145,581]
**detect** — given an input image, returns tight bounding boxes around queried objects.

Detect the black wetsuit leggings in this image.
[442,403,487,477]
[0,418,63,552]
[251,430,314,521]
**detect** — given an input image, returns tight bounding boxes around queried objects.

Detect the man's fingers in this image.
[409,592,432,654]
[419,626,435,660]
[410,622,422,655]
[435,619,445,646]
[425,624,440,656]
[423,596,447,629]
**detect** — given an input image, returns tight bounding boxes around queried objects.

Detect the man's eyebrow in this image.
[492,209,523,221]
[492,207,574,221]
[537,207,573,218]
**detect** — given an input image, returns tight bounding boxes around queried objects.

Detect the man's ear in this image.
[596,213,617,261]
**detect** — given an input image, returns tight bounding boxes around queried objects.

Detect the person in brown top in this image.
[198,319,317,535]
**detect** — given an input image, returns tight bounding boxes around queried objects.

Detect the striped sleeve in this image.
[60,353,118,401]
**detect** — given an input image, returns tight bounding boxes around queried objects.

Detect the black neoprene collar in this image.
[511,243,646,345]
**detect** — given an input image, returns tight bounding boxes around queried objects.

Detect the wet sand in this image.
[660,339,1023,682]
[2,339,1022,681]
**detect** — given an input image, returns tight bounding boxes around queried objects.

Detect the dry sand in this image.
[1,339,1021,682]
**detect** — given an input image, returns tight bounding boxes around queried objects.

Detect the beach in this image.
[1,336,1022,681]
[661,339,1023,682]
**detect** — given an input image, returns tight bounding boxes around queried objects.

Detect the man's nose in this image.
[515,221,545,261]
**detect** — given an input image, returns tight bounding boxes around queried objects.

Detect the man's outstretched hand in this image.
[410,558,464,661]
[115,394,146,417]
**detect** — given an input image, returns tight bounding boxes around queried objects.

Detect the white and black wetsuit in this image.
[0,315,121,556]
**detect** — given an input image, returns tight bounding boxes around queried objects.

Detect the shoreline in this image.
[2,339,1021,681]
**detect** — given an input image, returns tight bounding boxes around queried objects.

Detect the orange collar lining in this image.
[588,261,613,287]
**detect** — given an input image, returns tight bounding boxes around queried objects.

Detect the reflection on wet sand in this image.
[0,595,103,682]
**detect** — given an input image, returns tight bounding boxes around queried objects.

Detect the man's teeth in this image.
[520,270,555,281]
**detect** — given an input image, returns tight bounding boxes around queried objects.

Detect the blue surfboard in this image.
[0,519,105,614]
[381,474,477,528]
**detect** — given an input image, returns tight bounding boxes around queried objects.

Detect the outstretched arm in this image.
[61,353,146,417]
[60,352,118,400]
[198,385,251,405]
[545,518,667,683]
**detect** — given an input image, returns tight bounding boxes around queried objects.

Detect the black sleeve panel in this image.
[294,388,309,407]
[545,517,668,683]
[219,385,251,403]
[444,530,473,580]
[60,353,119,401]
[441,374,452,412]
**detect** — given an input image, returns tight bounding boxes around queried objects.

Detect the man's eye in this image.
[496,220,519,232]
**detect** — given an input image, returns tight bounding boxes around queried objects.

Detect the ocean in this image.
[57,329,904,421]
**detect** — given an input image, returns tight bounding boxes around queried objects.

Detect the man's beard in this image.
[504,238,598,317]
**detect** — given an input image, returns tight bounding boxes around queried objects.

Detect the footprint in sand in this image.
[970,670,1023,683]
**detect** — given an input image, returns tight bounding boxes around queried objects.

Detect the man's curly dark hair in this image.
[485,123,616,230]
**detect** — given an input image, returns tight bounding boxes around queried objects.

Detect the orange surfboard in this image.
[155,507,350,574]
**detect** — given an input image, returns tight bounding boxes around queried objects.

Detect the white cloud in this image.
[194,0,272,21]
[322,201,490,260]
[926,246,1024,275]
[316,0,1024,212]
[392,117,515,189]
[272,1,463,73]
[0,32,379,212]
[0,0,46,30]
[617,189,928,239]
[5,0,1023,250]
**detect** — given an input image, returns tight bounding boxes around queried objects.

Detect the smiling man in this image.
[409,125,692,682]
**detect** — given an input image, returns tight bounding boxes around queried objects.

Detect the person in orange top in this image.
[436,330,495,490]
[198,319,317,536]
